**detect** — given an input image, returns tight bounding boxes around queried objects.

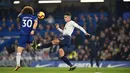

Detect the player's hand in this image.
[51,39,60,45]
[30,30,35,35]
[86,33,90,36]
[55,24,59,29]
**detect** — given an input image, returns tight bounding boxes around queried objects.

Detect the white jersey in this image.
[57,20,87,36]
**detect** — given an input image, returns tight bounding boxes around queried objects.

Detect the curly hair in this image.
[21,6,34,15]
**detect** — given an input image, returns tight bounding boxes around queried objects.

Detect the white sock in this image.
[16,53,21,66]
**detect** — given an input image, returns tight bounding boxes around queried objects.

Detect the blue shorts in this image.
[18,34,33,48]
[59,35,74,53]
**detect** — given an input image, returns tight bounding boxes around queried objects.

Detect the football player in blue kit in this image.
[14,6,59,71]
[14,6,38,71]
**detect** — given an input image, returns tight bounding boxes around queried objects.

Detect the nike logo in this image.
[36,63,52,68]
[107,64,125,68]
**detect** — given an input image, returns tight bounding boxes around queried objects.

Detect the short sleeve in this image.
[34,16,38,21]
[72,21,79,27]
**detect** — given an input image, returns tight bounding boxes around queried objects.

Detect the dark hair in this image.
[64,12,71,16]
[21,6,34,15]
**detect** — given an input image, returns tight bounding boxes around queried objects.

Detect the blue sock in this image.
[61,56,73,67]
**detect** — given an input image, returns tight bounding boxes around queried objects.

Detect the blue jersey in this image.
[19,14,37,35]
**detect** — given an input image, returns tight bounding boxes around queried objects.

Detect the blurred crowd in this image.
[0,13,130,64]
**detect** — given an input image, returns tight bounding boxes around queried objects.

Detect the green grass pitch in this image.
[0,67,130,73]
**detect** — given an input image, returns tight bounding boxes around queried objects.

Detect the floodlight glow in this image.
[38,0,61,3]
[124,0,130,2]
[81,0,104,2]
[14,1,20,4]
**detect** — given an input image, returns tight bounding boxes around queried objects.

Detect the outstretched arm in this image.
[55,24,63,33]
[73,22,90,36]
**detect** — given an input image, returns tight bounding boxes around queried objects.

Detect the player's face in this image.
[64,15,71,22]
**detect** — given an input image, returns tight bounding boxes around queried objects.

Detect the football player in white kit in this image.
[55,12,90,71]
[33,12,90,71]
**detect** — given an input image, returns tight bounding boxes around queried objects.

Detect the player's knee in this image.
[17,46,24,53]
[59,49,65,57]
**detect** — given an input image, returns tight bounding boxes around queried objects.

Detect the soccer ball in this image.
[37,11,45,19]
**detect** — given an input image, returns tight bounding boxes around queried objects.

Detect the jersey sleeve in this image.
[35,16,38,20]
[33,16,38,25]
[57,28,63,33]
[33,16,38,21]
[72,21,87,34]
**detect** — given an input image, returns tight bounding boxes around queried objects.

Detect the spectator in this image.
[121,46,130,60]
[87,15,92,24]
[8,27,12,32]
[46,25,51,31]
[100,49,109,60]
[0,26,2,32]
[2,18,7,31]
[7,17,14,31]
[50,32,55,39]
[79,15,86,26]
[0,18,4,31]
[71,35,76,45]
[78,47,85,61]
[99,31,105,50]
[2,17,6,23]
[118,17,123,25]
[97,14,108,34]
[89,35,99,67]
[94,14,99,23]
[124,23,130,35]
[75,30,84,48]
[74,17,78,23]
[112,17,116,24]
[45,15,55,24]
[84,39,89,48]
[83,54,89,61]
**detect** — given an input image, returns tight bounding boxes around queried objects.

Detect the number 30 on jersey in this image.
[22,19,32,28]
